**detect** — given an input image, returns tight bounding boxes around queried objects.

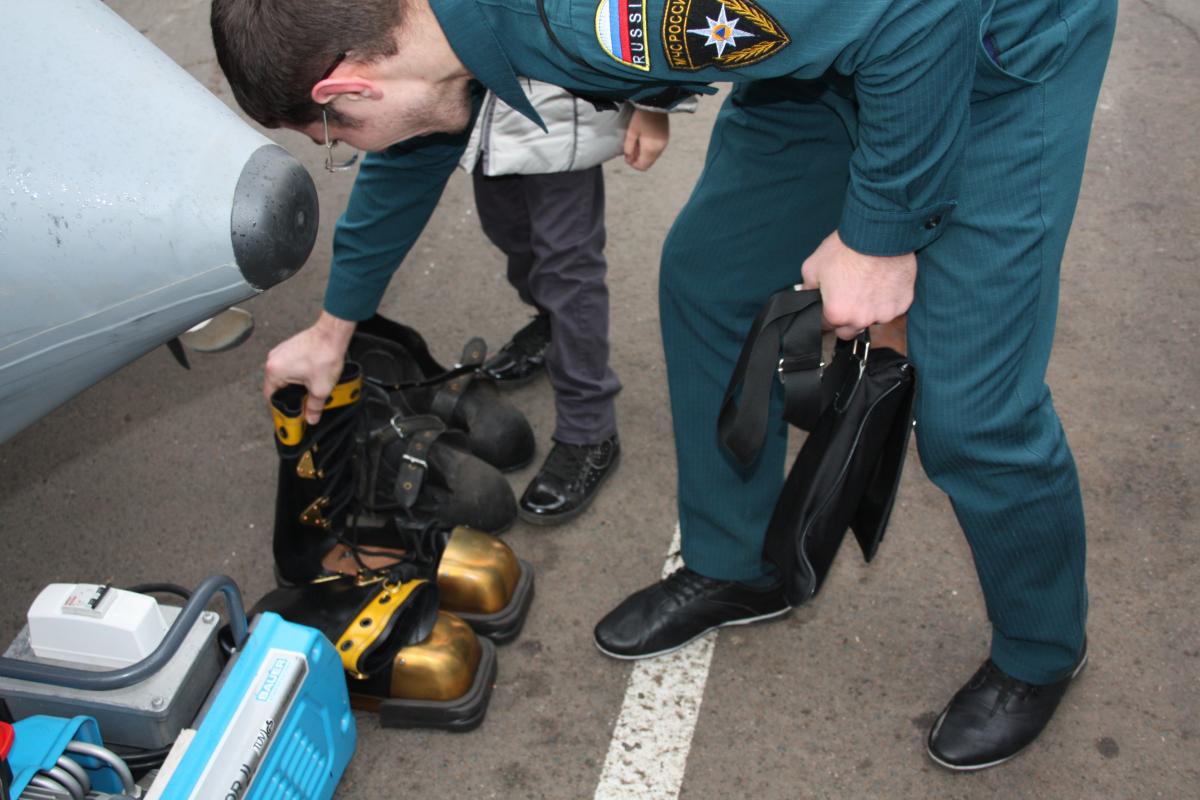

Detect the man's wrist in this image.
[830,230,914,265]
[313,311,357,350]
[838,196,956,257]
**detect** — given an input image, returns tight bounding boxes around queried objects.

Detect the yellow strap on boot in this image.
[337,578,427,679]
[271,374,363,446]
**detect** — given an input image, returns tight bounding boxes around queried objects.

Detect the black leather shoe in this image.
[927,644,1088,771]
[518,434,619,525]
[594,567,791,659]
[480,314,550,386]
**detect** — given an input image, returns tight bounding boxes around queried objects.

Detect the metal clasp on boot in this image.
[401,453,428,470]
[355,569,388,587]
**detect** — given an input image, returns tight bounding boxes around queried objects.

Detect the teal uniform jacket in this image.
[327,0,1117,685]
[327,0,1111,318]
[329,0,982,318]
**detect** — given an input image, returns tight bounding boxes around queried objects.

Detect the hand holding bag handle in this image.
[718,286,916,605]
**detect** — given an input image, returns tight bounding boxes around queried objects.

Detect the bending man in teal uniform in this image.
[211,0,1117,769]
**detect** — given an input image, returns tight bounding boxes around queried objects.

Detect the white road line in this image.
[593,526,716,800]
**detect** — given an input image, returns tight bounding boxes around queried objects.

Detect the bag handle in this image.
[718,286,824,467]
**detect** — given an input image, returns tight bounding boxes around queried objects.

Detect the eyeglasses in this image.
[318,52,359,173]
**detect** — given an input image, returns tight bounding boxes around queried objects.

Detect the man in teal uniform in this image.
[211,0,1117,769]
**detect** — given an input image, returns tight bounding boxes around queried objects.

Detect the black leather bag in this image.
[718,287,916,606]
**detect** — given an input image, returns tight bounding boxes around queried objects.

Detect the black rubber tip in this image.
[230,144,319,291]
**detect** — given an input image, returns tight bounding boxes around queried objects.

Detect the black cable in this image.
[105,742,173,781]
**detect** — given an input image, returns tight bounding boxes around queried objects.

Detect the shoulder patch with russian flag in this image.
[595,0,651,71]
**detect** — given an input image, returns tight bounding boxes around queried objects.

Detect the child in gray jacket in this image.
[464,79,691,526]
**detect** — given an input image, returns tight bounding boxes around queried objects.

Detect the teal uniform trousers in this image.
[328,0,1117,683]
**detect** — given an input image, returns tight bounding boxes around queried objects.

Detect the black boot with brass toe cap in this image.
[270,370,532,642]
[350,313,536,473]
[351,609,497,731]
[311,521,535,645]
[251,568,497,732]
[399,521,534,644]
[270,368,514,586]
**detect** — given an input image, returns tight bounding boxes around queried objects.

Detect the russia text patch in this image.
[596,0,651,71]
[661,0,789,71]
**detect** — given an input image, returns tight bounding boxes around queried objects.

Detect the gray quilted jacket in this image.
[459,78,693,176]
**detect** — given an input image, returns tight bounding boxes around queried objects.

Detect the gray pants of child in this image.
[472,164,620,445]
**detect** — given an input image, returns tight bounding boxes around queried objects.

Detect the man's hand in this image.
[800,230,917,340]
[623,109,670,171]
[263,311,357,424]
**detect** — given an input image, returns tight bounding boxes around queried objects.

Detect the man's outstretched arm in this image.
[264,128,471,419]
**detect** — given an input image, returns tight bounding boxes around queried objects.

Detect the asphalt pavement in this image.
[1,1,1196,797]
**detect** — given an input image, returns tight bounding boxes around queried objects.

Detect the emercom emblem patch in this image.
[661,0,789,71]
[596,0,651,72]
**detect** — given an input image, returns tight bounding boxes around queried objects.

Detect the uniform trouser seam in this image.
[1012,81,1085,674]
[1017,83,1051,462]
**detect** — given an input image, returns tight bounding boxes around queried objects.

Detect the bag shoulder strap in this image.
[718,287,824,467]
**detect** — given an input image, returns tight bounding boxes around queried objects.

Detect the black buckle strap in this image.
[368,415,445,509]
[718,286,825,468]
[430,337,486,421]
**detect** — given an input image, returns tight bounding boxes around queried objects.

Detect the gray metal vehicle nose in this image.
[231,144,320,290]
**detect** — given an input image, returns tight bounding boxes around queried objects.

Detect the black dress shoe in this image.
[518,434,619,525]
[594,567,791,660]
[927,644,1088,771]
[481,314,550,386]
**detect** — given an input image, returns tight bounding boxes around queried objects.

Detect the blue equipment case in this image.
[155,611,356,799]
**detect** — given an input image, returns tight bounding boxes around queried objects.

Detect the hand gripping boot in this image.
[250,566,497,731]
[350,313,536,472]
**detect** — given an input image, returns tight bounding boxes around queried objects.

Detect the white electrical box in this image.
[26,583,169,668]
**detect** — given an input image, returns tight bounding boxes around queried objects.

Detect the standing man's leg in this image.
[474,166,622,525]
[595,81,853,658]
[912,1,1117,769]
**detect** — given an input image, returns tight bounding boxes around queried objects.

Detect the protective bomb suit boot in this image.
[398,520,534,643]
[350,313,536,472]
[313,521,534,644]
[251,566,497,731]
[271,370,532,641]
[271,368,514,586]
[357,384,518,534]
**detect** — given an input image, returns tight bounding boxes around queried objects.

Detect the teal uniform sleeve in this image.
[322,128,473,321]
[836,0,978,256]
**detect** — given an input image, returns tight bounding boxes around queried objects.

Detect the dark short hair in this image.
[211,0,405,128]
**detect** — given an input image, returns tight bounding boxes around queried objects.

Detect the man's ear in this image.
[311,77,381,104]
